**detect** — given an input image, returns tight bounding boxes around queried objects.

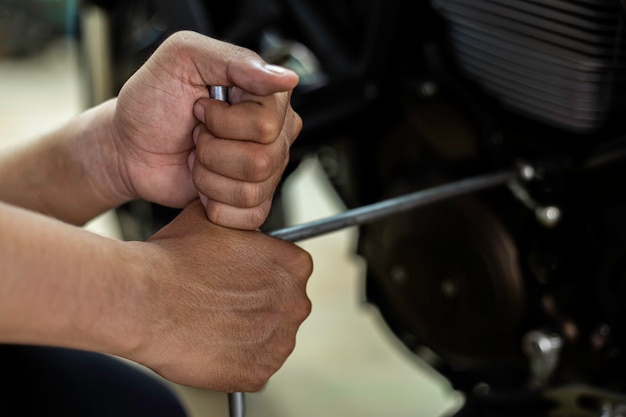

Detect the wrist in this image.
[79,239,152,357]
[72,99,137,212]
[0,98,134,224]
[0,205,148,355]
[103,240,170,363]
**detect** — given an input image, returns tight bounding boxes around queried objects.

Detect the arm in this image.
[0,31,301,229]
[0,100,121,225]
[0,31,312,391]
[0,200,136,350]
[0,200,312,392]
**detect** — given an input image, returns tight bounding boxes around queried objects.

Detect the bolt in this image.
[536,206,561,228]
[519,164,536,182]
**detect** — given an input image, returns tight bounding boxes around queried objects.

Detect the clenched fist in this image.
[110,31,302,229]
[123,201,313,391]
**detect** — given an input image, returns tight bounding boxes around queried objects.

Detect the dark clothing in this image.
[0,345,187,416]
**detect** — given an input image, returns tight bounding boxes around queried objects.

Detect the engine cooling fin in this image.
[433,0,626,133]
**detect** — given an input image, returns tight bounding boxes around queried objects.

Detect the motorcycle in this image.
[79,1,626,415]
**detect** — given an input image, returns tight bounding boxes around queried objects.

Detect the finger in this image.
[162,31,299,96]
[194,125,289,183]
[192,162,283,209]
[200,196,273,231]
[194,93,292,144]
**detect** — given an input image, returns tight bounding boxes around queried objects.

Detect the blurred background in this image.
[0,1,459,416]
[8,2,626,417]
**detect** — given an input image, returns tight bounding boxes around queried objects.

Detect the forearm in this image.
[0,201,143,355]
[0,99,129,225]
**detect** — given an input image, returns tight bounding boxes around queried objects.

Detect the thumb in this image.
[163,31,299,96]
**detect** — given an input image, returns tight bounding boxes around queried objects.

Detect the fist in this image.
[126,201,313,391]
[111,31,301,230]
[189,85,302,230]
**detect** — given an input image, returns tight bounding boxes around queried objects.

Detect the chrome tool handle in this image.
[209,86,246,417]
[210,86,230,103]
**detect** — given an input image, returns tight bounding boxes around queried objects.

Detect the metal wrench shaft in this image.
[269,169,517,242]
[228,392,245,417]
[225,169,515,416]
[208,86,246,417]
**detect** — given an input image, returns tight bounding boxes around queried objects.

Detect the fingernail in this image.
[187,151,195,171]
[192,124,200,146]
[194,102,205,123]
[200,194,209,207]
[263,63,291,75]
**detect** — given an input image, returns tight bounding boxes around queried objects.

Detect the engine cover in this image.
[432,0,626,133]
[362,196,525,364]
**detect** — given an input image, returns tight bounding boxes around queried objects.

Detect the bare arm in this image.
[0,200,312,392]
[0,201,138,350]
[0,31,312,392]
[0,31,301,228]
[0,100,122,225]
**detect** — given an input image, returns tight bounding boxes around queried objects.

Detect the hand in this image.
[111,31,301,229]
[124,201,312,391]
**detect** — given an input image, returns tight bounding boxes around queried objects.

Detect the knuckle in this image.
[244,379,264,393]
[282,287,312,323]
[256,118,281,143]
[247,368,273,392]
[241,209,268,231]
[163,31,193,52]
[206,203,268,230]
[238,210,265,230]
[162,32,180,49]
[292,249,314,279]
[245,207,268,230]
[239,182,265,208]
[292,110,303,137]
[295,296,312,322]
[205,206,222,225]
[232,46,259,65]
[247,150,274,181]
[280,336,298,358]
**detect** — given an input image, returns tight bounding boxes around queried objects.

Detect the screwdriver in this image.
[209,86,519,417]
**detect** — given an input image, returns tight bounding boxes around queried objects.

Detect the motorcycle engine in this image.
[348,1,626,415]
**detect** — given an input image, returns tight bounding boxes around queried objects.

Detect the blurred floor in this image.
[0,38,461,417]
